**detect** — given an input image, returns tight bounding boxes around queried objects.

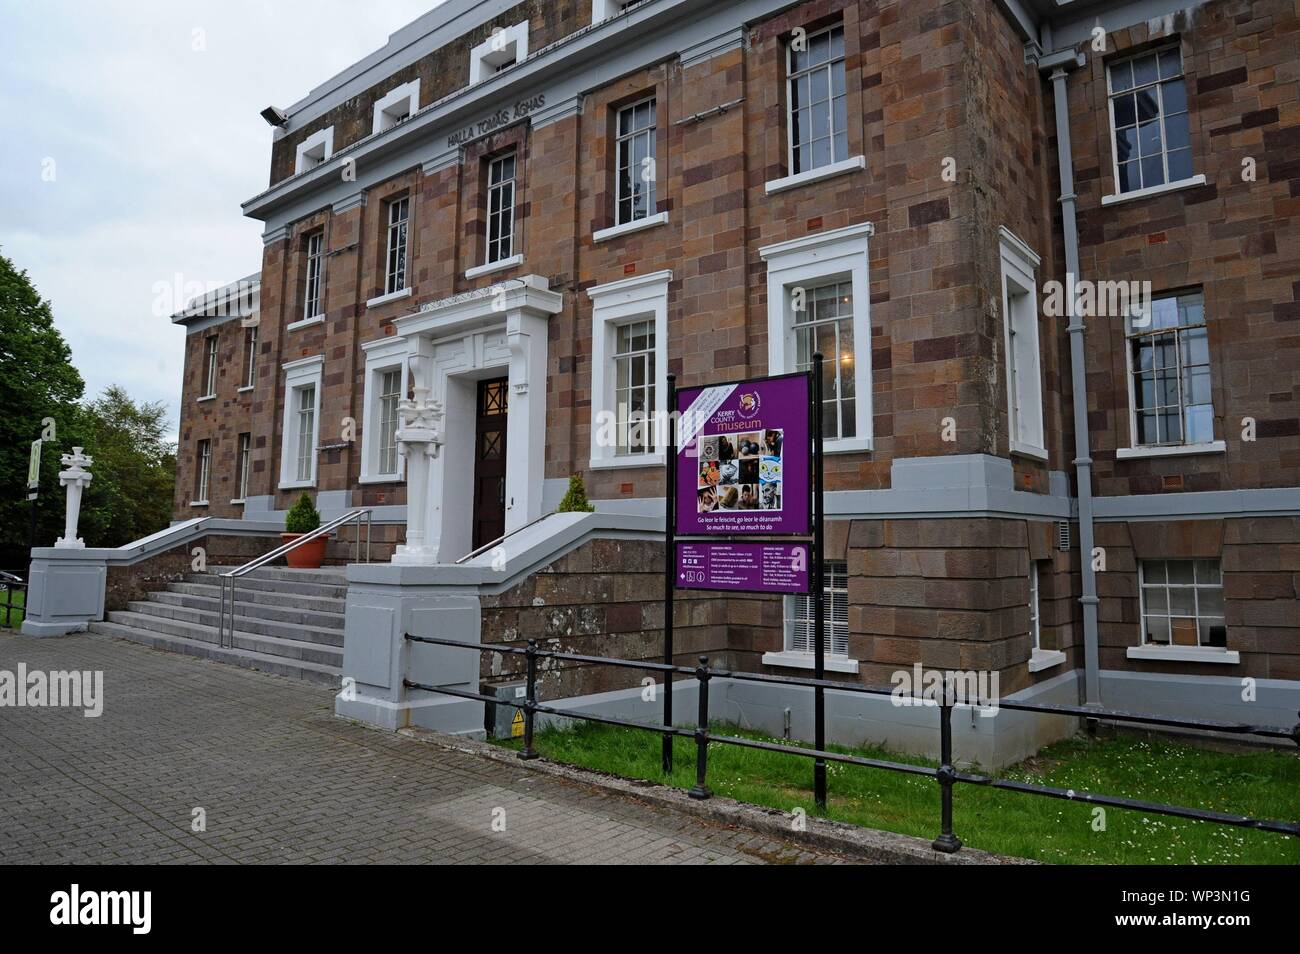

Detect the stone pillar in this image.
[391,359,444,566]
[55,447,93,549]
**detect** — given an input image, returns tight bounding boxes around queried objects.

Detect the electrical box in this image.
[485,682,527,739]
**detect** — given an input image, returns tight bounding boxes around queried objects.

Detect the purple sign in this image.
[676,373,810,535]
[676,542,811,594]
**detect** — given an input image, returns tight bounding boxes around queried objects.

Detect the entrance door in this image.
[472,377,509,550]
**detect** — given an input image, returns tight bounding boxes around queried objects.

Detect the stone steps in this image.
[88,621,342,687]
[87,566,349,686]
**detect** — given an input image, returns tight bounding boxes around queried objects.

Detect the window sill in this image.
[1116,440,1225,460]
[278,480,317,491]
[593,212,669,243]
[825,436,873,455]
[465,254,523,280]
[197,394,216,403]
[189,501,209,508]
[589,452,665,471]
[1127,644,1239,664]
[1011,440,1049,462]
[765,156,866,196]
[761,651,860,674]
[287,314,324,332]
[1028,648,1067,673]
[358,474,404,485]
[237,385,255,394]
[230,498,245,506]
[1100,174,1207,207]
[365,287,412,309]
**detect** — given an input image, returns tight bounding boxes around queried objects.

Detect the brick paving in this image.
[0,631,848,865]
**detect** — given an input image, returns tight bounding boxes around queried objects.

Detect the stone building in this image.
[126,0,1300,755]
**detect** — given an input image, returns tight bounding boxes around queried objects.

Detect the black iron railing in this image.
[403,634,1300,851]
[0,573,26,629]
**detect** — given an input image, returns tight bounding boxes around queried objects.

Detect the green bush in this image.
[285,492,321,534]
[556,473,595,513]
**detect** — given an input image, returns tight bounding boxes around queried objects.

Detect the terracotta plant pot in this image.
[282,533,328,569]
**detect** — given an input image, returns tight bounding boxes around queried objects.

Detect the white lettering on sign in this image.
[677,385,737,452]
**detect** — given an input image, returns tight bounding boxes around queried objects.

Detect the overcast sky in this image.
[0,0,434,441]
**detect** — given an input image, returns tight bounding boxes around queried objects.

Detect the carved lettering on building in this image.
[447,94,546,148]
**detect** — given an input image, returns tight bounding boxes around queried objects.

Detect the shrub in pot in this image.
[283,493,327,569]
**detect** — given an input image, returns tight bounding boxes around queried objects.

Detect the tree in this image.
[75,386,176,548]
[557,473,596,513]
[0,251,85,567]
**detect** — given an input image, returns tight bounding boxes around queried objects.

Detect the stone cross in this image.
[56,446,94,549]
[391,381,444,565]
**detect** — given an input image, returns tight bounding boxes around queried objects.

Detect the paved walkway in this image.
[0,631,846,864]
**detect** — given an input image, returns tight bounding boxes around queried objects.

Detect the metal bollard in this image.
[688,656,712,800]
[518,639,539,761]
[931,691,962,853]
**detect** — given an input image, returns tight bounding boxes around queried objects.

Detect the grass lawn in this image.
[496,722,1300,864]
[0,587,24,630]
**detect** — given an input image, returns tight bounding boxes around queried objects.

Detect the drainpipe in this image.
[1038,45,1102,706]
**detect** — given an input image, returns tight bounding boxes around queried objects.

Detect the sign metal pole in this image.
[27,438,41,557]
[662,373,677,774]
[811,353,827,809]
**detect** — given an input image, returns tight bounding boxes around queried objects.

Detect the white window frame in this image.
[760,222,874,453]
[303,231,326,322]
[593,0,632,21]
[999,227,1046,460]
[785,23,850,177]
[384,196,410,296]
[233,432,251,504]
[470,22,529,84]
[1129,559,1237,663]
[360,336,410,483]
[279,355,323,490]
[294,126,334,174]
[763,560,858,673]
[193,439,211,506]
[241,324,257,391]
[615,97,657,226]
[372,80,420,135]
[485,152,517,267]
[200,334,218,399]
[1026,560,1066,672]
[587,270,671,470]
[1104,44,1198,201]
[1119,289,1224,459]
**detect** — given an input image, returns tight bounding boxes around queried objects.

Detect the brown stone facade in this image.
[174,0,1300,696]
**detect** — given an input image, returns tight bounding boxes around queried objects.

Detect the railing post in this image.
[519,639,539,761]
[932,679,962,853]
[688,656,712,800]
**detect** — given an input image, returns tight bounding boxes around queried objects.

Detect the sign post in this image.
[664,362,826,803]
[27,438,41,556]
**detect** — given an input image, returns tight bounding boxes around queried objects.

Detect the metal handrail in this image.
[218,508,372,648]
[453,510,555,565]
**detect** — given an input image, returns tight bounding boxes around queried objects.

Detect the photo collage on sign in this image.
[696,429,783,514]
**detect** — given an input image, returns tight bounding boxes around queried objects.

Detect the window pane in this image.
[1158,48,1182,79]
[1118,160,1139,193]
[1140,154,1165,189]
[1166,148,1192,182]
[1167,560,1194,584]
[1145,616,1171,644]
[1144,587,1167,614]
[1138,120,1162,157]
[1110,61,1133,92]
[1135,88,1159,122]
[1162,78,1187,115]
[1184,404,1214,443]
[1144,561,1167,584]
[1115,125,1138,163]
[1198,587,1224,617]
[1195,560,1221,584]
[1113,94,1136,127]
[1133,54,1159,87]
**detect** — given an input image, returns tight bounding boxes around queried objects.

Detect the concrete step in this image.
[165,581,346,615]
[148,590,344,633]
[208,565,350,585]
[126,599,344,647]
[184,573,349,601]
[104,611,343,668]
[88,620,341,687]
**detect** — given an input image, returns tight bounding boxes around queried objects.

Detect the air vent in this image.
[1057,521,1071,552]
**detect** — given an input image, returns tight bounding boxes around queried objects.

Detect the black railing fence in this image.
[0,573,27,629]
[404,633,1300,851]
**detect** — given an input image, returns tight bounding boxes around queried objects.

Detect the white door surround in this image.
[392,275,562,563]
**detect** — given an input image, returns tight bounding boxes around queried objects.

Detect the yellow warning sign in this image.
[511,709,525,738]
